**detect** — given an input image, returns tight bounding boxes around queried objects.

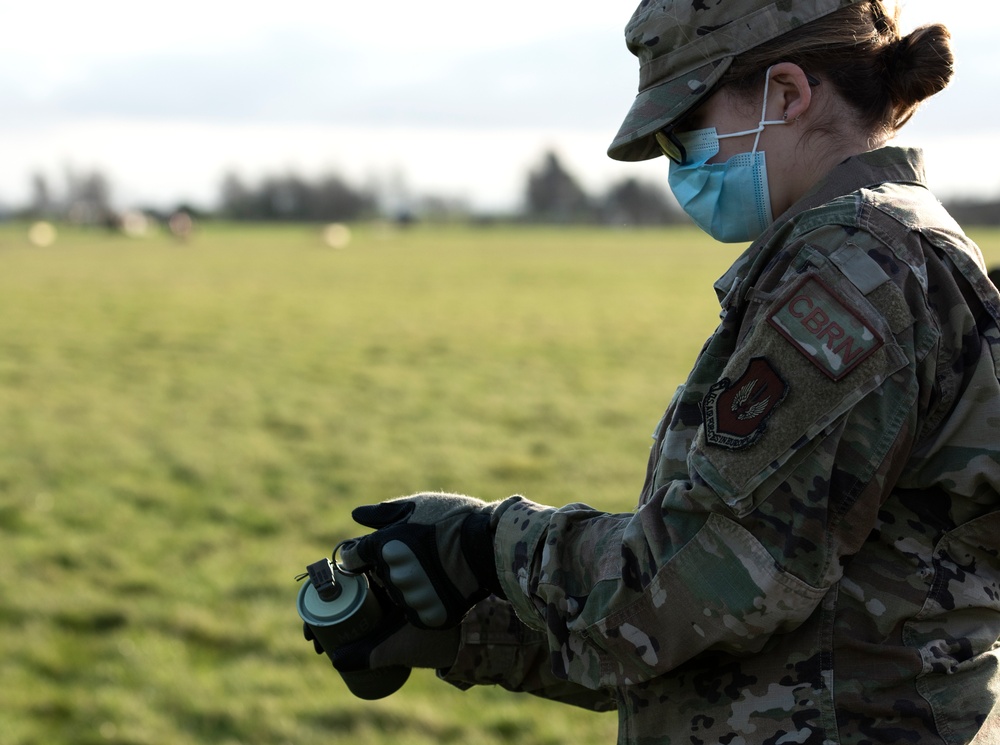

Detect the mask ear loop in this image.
[752,65,787,153]
[714,65,787,152]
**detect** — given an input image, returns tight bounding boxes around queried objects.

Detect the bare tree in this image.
[524,151,593,223]
[65,168,114,225]
[30,173,54,218]
[600,177,683,226]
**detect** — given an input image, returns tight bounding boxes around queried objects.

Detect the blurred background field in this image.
[1,221,998,745]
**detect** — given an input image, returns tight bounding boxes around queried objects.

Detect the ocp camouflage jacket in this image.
[441,147,1000,745]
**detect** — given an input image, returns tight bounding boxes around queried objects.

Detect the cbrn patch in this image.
[767,275,883,380]
[702,357,788,450]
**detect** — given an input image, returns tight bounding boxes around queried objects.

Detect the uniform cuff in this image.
[492,497,557,627]
[438,596,547,689]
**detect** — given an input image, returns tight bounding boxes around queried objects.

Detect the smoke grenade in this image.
[297,556,410,699]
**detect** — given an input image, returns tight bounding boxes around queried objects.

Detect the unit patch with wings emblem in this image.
[702,357,788,450]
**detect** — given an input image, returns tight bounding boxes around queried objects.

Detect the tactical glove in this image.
[303,612,460,672]
[339,618,459,673]
[339,493,514,629]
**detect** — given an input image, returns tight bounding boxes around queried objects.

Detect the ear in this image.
[767,62,813,123]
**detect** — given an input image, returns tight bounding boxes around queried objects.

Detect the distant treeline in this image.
[215,151,688,226]
[13,152,687,228]
[943,199,1000,229]
[217,171,378,223]
[12,152,1000,228]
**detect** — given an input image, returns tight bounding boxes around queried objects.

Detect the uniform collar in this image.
[713,146,927,308]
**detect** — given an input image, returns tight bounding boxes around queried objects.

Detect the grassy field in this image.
[1,220,998,745]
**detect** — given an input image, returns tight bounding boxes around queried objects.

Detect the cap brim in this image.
[607,57,731,162]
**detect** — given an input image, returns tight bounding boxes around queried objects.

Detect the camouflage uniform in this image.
[441,146,1000,744]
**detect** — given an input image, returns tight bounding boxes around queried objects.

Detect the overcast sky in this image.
[3,0,997,213]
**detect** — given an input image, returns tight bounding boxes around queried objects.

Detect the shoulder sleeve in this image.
[692,241,912,512]
[493,238,921,689]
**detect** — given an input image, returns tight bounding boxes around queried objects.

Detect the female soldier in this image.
[325,1,1000,742]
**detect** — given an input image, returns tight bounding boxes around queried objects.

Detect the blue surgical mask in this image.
[667,69,786,243]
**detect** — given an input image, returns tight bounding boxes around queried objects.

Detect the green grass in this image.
[0,220,997,745]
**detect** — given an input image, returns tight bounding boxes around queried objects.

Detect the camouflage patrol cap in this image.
[608,0,864,162]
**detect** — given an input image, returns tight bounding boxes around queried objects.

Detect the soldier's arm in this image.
[438,596,617,711]
[491,235,916,688]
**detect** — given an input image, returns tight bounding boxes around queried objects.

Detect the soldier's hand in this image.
[339,493,515,629]
[331,612,461,673]
[302,581,460,671]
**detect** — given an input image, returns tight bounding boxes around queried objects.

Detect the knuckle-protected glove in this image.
[339,493,515,629]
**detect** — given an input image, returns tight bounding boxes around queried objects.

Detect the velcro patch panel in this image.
[767,275,883,381]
